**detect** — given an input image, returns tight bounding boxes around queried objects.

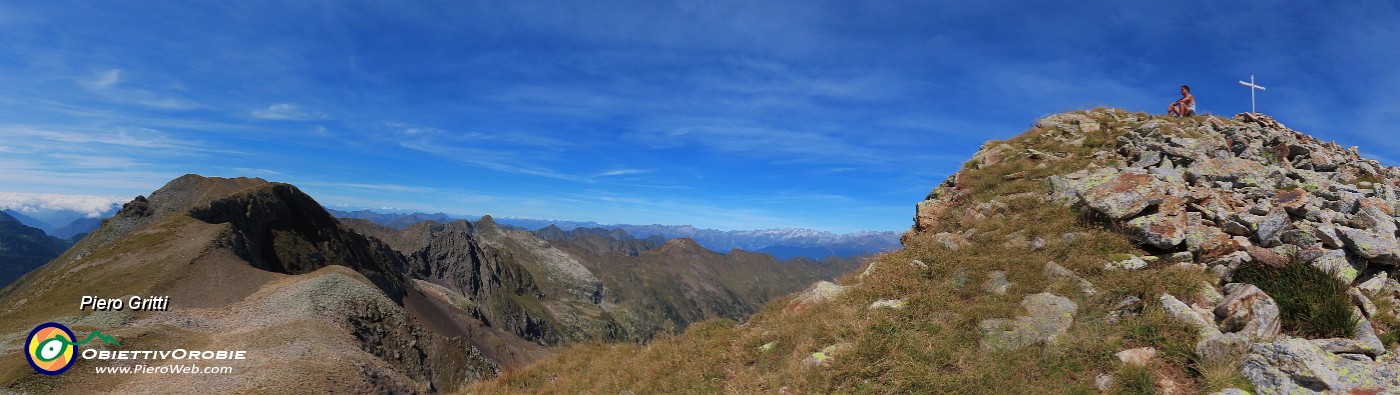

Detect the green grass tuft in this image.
[1232,262,1356,338]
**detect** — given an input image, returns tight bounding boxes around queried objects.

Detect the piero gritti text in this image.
[79,295,170,311]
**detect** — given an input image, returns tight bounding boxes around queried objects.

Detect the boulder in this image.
[1214,283,1281,341]
[979,293,1078,351]
[785,281,847,314]
[1105,296,1144,325]
[1077,172,1167,219]
[1241,337,1400,394]
[930,232,970,251]
[1106,255,1149,270]
[1160,293,1219,337]
[1127,212,1187,249]
[1309,249,1361,284]
[1335,226,1400,264]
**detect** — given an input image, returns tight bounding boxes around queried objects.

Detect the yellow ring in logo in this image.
[26,322,76,375]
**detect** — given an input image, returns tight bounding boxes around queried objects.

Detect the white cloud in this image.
[0,192,126,218]
[95,69,122,87]
[250,103,327,121]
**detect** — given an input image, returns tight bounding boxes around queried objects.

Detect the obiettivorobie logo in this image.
[25,322,120,375]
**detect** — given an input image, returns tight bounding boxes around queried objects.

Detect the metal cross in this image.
[1238,75,1267,114]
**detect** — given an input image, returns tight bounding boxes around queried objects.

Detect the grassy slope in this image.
[465,109,1255,394]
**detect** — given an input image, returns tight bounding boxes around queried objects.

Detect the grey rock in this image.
[868,299,905,310]
[858,261,878,280]
[1310,249,1362,284]
[1255,208,1291,247]
[1106,255,1149,270]
[1336,226,1400,264]
[1357,272,1390,293]
[1115,347,1157,367]
[1241,337,1400,394]
[1106,296,1144,325]
[1200,281,1224,306]
[785,281,847,314]
[1197,331,1252,362]
[1310,318,1384,357]
[1350,288,1378,318]
[1076,172,1166,219]
[984,271,1011,295]
[1350,204,1398,236]
[1161,293,1220,337]
[979,293,1078,351]
[1043,261,1096,295]
[1311,224,1342,250]
[909,259,929,269]
[1214,283,1281,340]
[951,267,969,289]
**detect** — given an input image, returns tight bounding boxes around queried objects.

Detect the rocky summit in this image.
[468,109,1400,395]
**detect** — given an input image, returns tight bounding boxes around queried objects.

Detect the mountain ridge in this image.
[0,173,856,393]
[327,209,899,260]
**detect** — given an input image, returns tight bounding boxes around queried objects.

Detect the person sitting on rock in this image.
[1168,85,1195,117]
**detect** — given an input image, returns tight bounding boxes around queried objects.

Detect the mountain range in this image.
[327,208,901,260]
[0,174,855,393]
[0,209,112,240]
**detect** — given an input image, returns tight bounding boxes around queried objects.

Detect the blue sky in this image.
[1,1,1397,232]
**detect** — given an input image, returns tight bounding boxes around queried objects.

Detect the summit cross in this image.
[1238,74,1267,114]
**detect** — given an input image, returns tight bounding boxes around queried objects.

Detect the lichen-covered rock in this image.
[1241,337,1400,394]
[979,293,1078,351]
[785,281,847,314]
[1127,212,1187,249]
[983,270,1011,295]
[1336,226,1400,264]
[1214,283,1281,341]
[1077,171,1167,219]
[1310,249,1362,284]
[802,342,852,368]
[1161,293,1220,337]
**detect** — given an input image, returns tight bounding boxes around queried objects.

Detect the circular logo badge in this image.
[26,322,77,376]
